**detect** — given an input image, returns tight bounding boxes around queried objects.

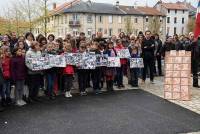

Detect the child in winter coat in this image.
[90,42,102,94]
[129,46,140,87]
[62,43,74,98]
[104,41,117,91]
[45,43,57,99]
[25,41,42,102]
[1,48,12,106]
[11,48,27,106]
[114,39,127,88]
[77,43,88,96]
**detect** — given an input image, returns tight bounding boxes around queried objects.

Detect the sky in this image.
[0,0,198,15]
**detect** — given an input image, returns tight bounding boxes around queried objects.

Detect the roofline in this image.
[160,4,189,10]
[54,11,166,17]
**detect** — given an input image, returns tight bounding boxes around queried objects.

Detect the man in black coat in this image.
[141,30,155,84]
[190,33,200,88]
[161,36,175,57]
[154,34,163,76]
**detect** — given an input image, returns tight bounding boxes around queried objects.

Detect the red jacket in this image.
[114,44,127,65]
[2,56,11,79]
[63,65,74,75]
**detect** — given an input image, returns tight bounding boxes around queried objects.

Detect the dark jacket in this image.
[11,56,27,81]
[161,42,175,57]
[174,40,183,51]
[154,39,162,56]
[103,49,117,57]
[191,41,200,60]
[141,38,155,60]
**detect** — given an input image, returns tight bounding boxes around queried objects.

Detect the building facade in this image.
[155,1,189,36]
[33,0,166,40]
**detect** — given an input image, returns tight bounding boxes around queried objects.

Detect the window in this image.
[168,9,170,13]
[87,28,92,36]
[99,16,103,23]
[109,16,113,23]
[61,28,64,35]
[135,18,138,23]
[174,27,177,35]
[65,15,67,24]
[182,27,184,34]
[160,17,163,22]
[135,29,138,35]
[104,29,107,34]
[65,28,68,35]
[160,27,163,33]
[73,29,78,36]
[167,17,170,23]
[118,16,122,23]
[175,10,177,14]
[47,18,50,23]
[109,28,113,36]
[61,16,64,24]
[57,16,59,25]
[118,28,122,33]
[58,28,60,36]
[98,28,103,32]
[174,17,177,24]
[182,18,184,24]
[167,27,170,34]
[145,16,148,22]
[87,15,92,23]
[183,10,185,14]
[72,14,78,21]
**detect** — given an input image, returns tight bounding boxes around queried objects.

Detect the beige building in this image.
[33,0,166,40]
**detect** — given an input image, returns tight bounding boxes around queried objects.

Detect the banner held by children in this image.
[65,53,83,66]
[80,52,96,69]
[117,49,131,58]
[96,54,108,67]
[49,55,66,67]
[107,57,121,67]
[130,58,144,68]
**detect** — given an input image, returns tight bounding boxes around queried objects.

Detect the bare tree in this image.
[124,16,133,34]
[2,7,13,34]
[187,18,195,34]
[148,16,161,34]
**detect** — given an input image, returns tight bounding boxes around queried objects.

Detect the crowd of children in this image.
[0,31,198,111]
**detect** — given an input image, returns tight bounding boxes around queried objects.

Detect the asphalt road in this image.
[0,90,200,134]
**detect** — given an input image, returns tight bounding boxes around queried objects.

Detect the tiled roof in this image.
[176,1,196,11]
[62,1,125,15]
[160,3,188,10]
[136,6,165,16]
[119,6,142,15]
[50,0,81,15]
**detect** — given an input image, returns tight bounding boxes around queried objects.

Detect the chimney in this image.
[184,0,187,6]
[53,3,56,9]
[116,1,119,8]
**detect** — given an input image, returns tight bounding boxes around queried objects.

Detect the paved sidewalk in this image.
[123,76,200,134]
[81,76,200,115]
[136,77,200,115]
